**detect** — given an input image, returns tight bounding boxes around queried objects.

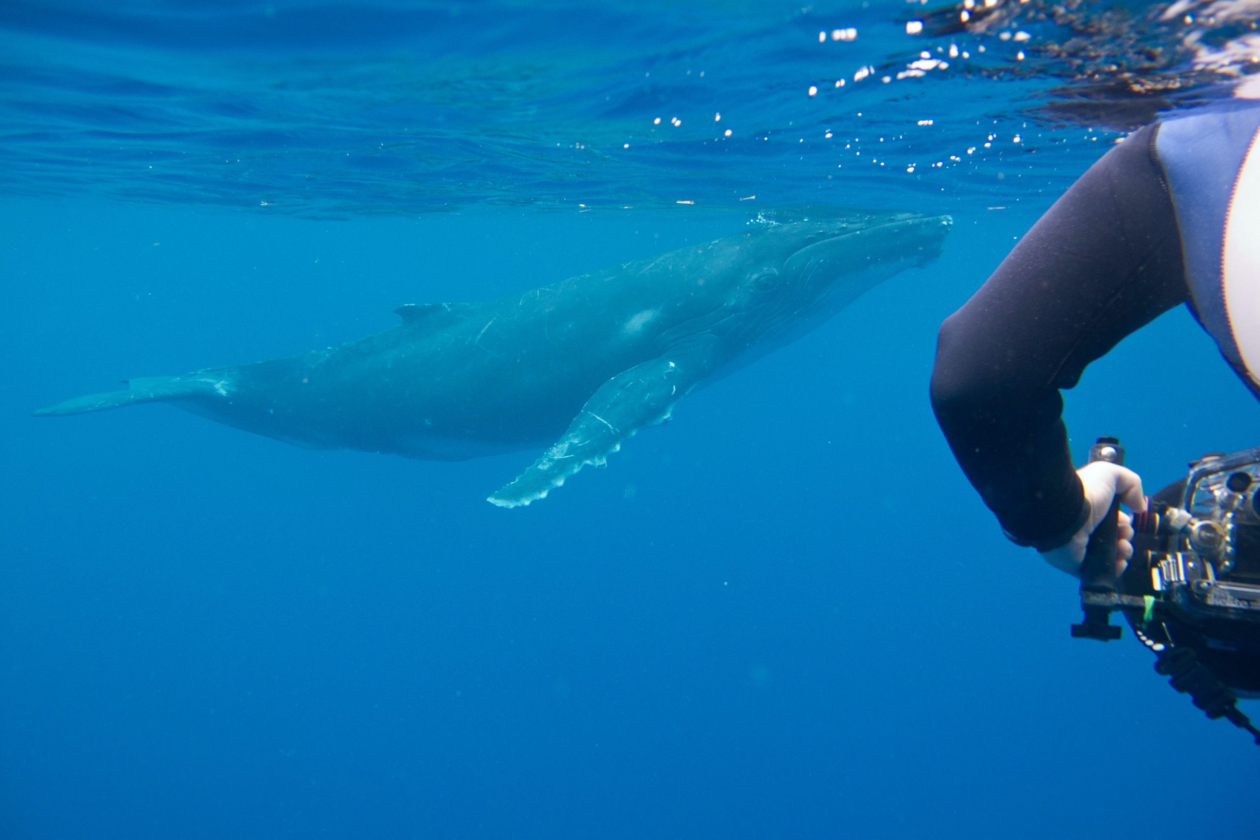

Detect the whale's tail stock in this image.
[33,373,229,416]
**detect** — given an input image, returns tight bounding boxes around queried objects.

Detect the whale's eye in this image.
[750,269,779,291]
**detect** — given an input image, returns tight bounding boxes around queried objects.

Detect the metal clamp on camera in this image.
[1071,437,1260,745]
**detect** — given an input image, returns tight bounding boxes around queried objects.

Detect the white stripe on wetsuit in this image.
[1224,124,1260,384]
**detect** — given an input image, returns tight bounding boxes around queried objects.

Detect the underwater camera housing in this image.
[1071,439,1260,744]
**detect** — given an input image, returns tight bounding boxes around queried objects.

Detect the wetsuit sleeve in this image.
[929,124,1189,550]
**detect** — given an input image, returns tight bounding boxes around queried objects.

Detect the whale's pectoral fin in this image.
[487,336,722,508]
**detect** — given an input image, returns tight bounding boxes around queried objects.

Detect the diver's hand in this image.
[1040,461,1147,577]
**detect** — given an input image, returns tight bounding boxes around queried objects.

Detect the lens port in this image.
[1227,471,1252,493]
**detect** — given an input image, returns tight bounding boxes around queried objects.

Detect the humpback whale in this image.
[36,211,950,507]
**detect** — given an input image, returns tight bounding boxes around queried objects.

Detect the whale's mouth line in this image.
[785,213,952,258]
[779,214,952,290]
[783,231,849,268]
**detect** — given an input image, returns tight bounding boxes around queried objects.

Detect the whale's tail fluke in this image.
[33,374,230,416]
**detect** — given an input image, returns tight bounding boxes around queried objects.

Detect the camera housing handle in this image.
[1071,436,1125,641]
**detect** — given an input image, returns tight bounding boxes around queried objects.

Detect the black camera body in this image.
[1069,440,1260,743]
[1128,448,1260,698]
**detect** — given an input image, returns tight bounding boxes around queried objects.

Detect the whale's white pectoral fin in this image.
[487,337,721,508]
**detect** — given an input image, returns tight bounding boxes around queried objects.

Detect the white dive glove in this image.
[1039,460,1147,577]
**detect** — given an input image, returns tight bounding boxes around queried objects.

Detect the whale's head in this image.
[724,211,952,345]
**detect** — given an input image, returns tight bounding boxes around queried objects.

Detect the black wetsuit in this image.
[930,124,1189,550]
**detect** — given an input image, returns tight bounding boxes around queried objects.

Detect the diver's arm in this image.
[930,124,1188,550]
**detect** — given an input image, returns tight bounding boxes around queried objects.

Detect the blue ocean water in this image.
[2,2,1258,838]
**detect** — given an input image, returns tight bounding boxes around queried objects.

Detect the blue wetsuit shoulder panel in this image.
[1156,103,1260,380]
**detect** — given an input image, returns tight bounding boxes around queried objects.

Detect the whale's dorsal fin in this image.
[394,302,469,324]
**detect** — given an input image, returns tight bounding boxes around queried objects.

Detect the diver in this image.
[931,95,1260,574]
[929,95,1260,739]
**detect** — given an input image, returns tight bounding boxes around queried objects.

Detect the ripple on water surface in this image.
[0,0,1254,216]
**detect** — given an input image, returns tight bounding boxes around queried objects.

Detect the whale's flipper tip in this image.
[486,492,536,509]
[486,476,562,509]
